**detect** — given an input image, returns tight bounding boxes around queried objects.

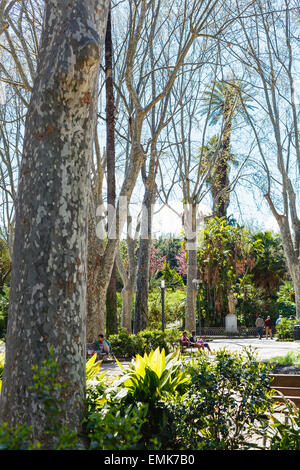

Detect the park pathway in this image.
[99,337,300,377]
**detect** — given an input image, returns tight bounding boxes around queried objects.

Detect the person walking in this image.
[255,314,264,339]
[265,316,273,339]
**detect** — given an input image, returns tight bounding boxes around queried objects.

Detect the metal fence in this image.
[196,326,258,337]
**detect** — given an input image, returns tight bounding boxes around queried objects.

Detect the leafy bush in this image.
[138,329,170,355]
[114,347,189,404]
[166,348,274,450]
[0,347,83,450]
[108,327,181,359]
[259,399,300,450]
[277,280,295,305]
[114,347,189,448]
[108,328,146,359]
[84,347,190,449]
[86,403,148,450]
[0,423,39,450]
[275,318,298,341]
[30,347,79,449]
[147,288,185,329]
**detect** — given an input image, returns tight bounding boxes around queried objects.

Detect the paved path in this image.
[99,338,300,377]
[1,338,299,377]
[207,337,300,362]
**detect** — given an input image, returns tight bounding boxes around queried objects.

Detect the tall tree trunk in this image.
[0,0,109,446]
[116,242,137,333]
[121,283,134,331]
[292,266,300,319]
[264,194,300,319]
[185,203,197,332]
[116,216,139,333]
[133,187,155,333]
[86,129,106,342]
[86,207,105,342]
[211,104,232,218]
[105,4,117,335]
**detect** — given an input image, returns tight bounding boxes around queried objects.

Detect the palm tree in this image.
[201,78,253,218]
[251,231,288,296]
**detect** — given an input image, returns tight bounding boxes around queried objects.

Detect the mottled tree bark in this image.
[116,214,140,333]
[86,129,106,342]
[264,194,300,319]
[86,206,105,342]
[116,241,137,333]
[133,187,155,333]
[185,203,197,332]
[0,0,109,446]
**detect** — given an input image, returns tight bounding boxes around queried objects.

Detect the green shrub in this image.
[138,329,170,355]
[259,399,300,450]
[108,328,146,359]
[115,347,189,404]
[86,403,148,450]
[30,347,79,449]
[108,327,181,359]
[103,347,190,448]
[0,347,81,450]
[275,318,298,341]
[166,347,274,450]
[0,423,39,450]
[147,288,185,329]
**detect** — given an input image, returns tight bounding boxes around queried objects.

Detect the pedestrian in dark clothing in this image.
[265,316,273,339]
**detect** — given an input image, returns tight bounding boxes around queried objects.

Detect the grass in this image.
[268,351,300,367]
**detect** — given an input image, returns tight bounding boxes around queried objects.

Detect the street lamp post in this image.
[192,278,201,336]
[161,279,165,332]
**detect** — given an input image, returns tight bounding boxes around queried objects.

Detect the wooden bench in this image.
[179,336,211,356]
[270,374,300,407]
[179,340,196,356]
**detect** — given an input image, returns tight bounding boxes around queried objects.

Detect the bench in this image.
[179,341,196,356]
[270,374,300,407]
[259,373,300,446]
[179,336,211,356]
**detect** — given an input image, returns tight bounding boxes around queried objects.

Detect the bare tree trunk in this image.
[116,217,139,333]
[121,284,134,331]
[105,4,117,335]
[264,194,300,319]
[291,265,300,319]
[133,187,155,333]
[0,0,109,446]
[117,254,135,333]
[86,209,105,342]
[185,203,197,332]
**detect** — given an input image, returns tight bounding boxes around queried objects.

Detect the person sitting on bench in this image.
[95,334,110,354]
[180,331,205,351]
[189,331,212,353]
